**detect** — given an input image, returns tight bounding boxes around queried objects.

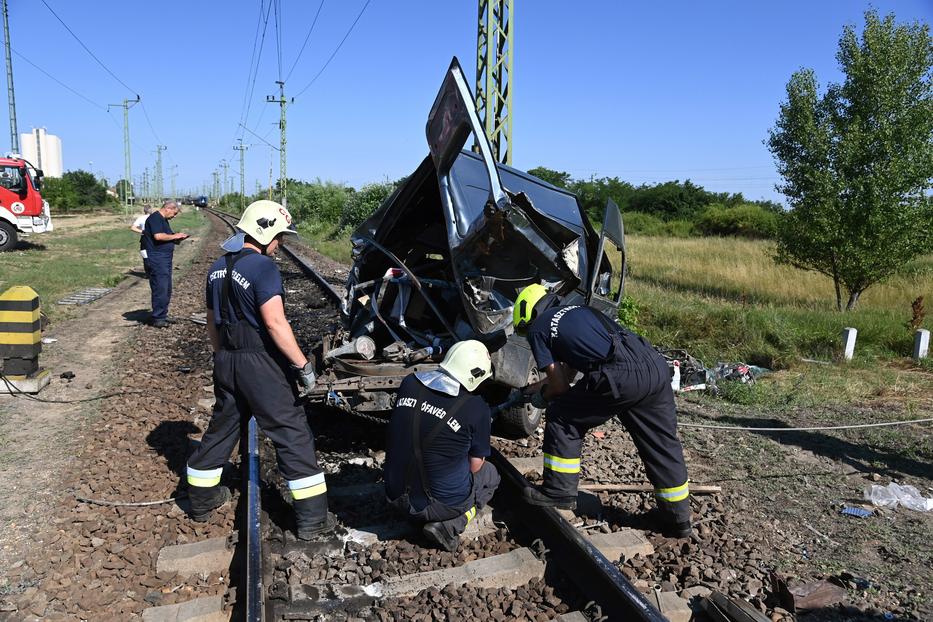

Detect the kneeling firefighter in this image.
[512,284,693,538]
[384,340,501,552]
[185,200,335,539]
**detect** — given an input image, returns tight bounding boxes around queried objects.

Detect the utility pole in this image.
[154,145,166,203]
[2,0,17,153]
[108,96,140,214]
[220,159,229,199]
[142,168,150,205]
[234,140,248,212]
[266,81,292,207]
[170,164,178,199]
[474,0,513,164]
[211,170,220,202]
[268,146,274,200]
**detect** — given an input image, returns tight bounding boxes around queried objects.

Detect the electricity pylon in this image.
[474,0,513,165]
[108,96,140,213]
[2,0,18,153]
[154,145,166,202]
[234,140,248,212]
[170,164,177,199]
[266,81,292,207]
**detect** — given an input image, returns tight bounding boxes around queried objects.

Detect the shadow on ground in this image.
[717,415,931,480]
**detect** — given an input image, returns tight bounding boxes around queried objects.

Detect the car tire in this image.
[0,221,17,252]
[494,367,544,439]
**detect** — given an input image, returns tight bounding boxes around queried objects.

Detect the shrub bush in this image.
[696,203,779,239]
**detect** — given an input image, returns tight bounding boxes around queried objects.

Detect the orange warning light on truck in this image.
[0,155,52,251]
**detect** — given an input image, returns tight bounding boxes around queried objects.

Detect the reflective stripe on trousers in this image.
[288,472,328,500]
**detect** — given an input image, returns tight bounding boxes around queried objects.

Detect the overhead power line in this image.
[293,0,372,98]
[11,48,105,110]
[238,0,276,139]
[38,0,136,95]
[139,101,163,144]
[285,0,325,82]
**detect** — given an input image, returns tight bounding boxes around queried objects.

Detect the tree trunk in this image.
[831,255,843,312]
[846,289,861,311]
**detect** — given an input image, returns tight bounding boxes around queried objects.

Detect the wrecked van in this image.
[307,58,626,437]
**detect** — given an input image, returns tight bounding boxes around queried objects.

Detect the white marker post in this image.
[914,329,930,361]
[842,327,858,361]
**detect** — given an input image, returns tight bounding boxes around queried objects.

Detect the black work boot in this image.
[294,496,337,540]
[522,486,577,510]
[188,485,231,522]
[423,521,460,552]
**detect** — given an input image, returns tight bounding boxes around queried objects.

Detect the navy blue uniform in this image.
[385,375,500,534]
[186,249,329,520]
[528,305,691,526]
[143,212,175,321]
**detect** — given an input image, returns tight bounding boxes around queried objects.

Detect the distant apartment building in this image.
[19,128,63,178]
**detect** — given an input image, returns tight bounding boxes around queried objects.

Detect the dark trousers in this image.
[390,461,500,535]
[148,256,172,320]
[187,346,328,521]
[542,342,691,525]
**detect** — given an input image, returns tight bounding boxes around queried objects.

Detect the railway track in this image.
[204,208,669,622]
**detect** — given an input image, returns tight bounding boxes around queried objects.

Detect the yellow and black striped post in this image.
[0,286,42,376]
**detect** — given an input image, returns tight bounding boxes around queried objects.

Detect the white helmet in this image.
[236,200,296,246]
[439,340,492,392]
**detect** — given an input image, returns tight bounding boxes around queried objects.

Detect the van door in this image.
[425,56,509,215]
[586,199,626,317]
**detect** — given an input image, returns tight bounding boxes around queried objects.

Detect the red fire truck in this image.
[0,155,52,251]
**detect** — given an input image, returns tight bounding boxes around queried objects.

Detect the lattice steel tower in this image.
[474,0,513,165]
[2,0,18,154]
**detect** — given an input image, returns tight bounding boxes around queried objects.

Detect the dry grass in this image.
[625,235,932,312]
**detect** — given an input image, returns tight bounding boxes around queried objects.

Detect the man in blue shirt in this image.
[512,284,693,538]
[142,200,188,327]
[184,200,335,539]
[384,340,500,552]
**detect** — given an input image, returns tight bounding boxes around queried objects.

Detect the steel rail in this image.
[205,207,344,306]
[488,450,667,622]
[205,208,265,622]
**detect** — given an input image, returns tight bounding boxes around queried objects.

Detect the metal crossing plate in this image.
[56,287,113,305]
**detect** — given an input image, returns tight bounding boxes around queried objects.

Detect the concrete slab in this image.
[141,596,228,622]
[649,591,692,622]
[0,369,50,394]
[508,456,542,475]
[587,529,654,561]
[375,546,544,598]
[156,537,232,576]
[342,506,495,548]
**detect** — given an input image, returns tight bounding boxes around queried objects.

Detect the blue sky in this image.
[5,0,931,203]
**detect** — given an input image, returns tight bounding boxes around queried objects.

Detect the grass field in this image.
[624,236,932,369]
[0,209,205,322]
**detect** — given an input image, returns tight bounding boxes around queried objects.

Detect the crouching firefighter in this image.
[512,284,693,538]
[185,200,336,539]
[384,340,501,552]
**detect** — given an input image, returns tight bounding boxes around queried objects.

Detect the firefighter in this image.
[512,284,693,538]
[384,340,501,552]
[142,200,188,327]
[185,200,335,539]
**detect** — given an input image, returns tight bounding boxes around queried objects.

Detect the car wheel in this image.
[494,367,544,439]
[0,221,17,252]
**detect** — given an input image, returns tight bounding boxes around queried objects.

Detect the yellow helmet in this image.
[439,340,492,392]
[513,284,548,330]
[236,200,296,246]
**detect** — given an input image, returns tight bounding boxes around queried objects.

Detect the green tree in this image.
[115,179,133,202]
[340,181,398,230]
[527,166,572,188]
[768,10,933,311]
[61,170,107,207]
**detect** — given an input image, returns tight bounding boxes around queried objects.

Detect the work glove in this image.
[294,361,317,395]
[530,388,549,410]
[507,388,532,407]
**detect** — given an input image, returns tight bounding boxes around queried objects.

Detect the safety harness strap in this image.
[220,251,249,324]
[406,393,468,504]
